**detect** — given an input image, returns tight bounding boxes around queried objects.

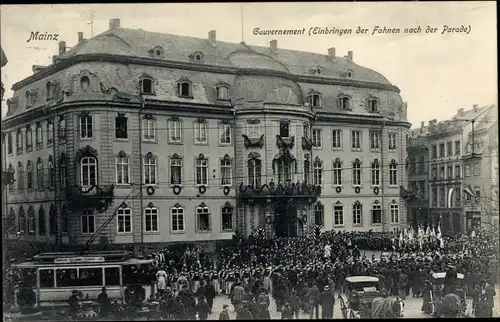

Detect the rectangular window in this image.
[16,130,23,154]
[222,206,234,230]
[431,145,437,159]
[464,164,471,177]
[334,205,344,226]
[37,161,44,189]
[197,206,211,231]
[196,158,208,185]
[304,160,310,184]
[60,164,66,188]
[144,207,159,232]
[171,207,185,232]
[351,131,361,150]
[105,268,120,286]
[371,162,380,186]
[47,122,53,146]
[7,133,13,155]
[439,143,445,158]
[167,120,181,143]
[312,129,322,148]
[389,164,398,186]
[313,160,322,186]
[248,160,262,187]
[40,269,54,288]
[115,156,130,184]
[76,267,103,287]
[370,131,380,150]
[388,132,397,150]
[390,204,399,223]
[117,208,132,233]
[195,122,208,144]
[447,166,453,180]
[439,166,445,179]
[332,129,342,149]
[432,187,438,207]
[219,123,231,145]
[352,162,361,186]
[59,117,66,141]
[473,161,480,176]
[353,204,362,225]
[143,119,156,141]
[220,158,232,186]
[279,122,290,137]
[303,124,310,139]
[447,141,453,156]
[431,167,437,180]
[27,163,33,190]
[455,189,461,206]
[455,140,461,155]
[81,210,95,234]
[170,157,183,185]
[247,122,260,139]
[26,128,33,152]
[80,115,93,139]
[143,155,157,185]
[439,187,445,207]
[372,204,382,224]
[115,115,128,139]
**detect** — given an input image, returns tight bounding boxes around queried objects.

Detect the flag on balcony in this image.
[447,188,454,208]
[437,224,442,239]
[464,185,475,198]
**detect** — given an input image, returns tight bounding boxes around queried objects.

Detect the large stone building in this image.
[407,104,498,234]
[2,19,410,251]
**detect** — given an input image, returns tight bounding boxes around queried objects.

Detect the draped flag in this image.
[431,226,436,237]
[399,230,404,247]
[437,224,444,248]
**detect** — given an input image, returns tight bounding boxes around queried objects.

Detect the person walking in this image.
[97,287,111,318]
[219,304,230,320]
[307,283,320,319]
[320,285,335,319]
[289,290,302,319]
[156,265,168,296]
[281,302,294,319]
[196,295,211,320]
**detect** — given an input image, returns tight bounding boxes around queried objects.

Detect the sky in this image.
[0,2,497,127]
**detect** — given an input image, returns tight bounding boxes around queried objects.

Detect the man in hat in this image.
[307,283,321,319]
[97,287,111,317]
[68,290,80,318]
[320,285,335,319]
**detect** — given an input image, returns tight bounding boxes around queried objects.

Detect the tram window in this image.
[123,264,151,285]
[17,268,37,287]
[105,267,120,286]
[56,269,78,287]
[39,269,54,288]
[77,268,103,286]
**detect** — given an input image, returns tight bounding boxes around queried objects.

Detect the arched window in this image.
[353,201,362,225]
[26,125,33,151]
[389,160,398,186]
[177,79,192,98]
[367,97,379,112]
[59,115,66,141]
[36,158,44,189]
[36,122,43,149]
[314,202,324,226]
[313,157,323,186]
[143,115,156,142]
[49,204,57,235]
[308,91,322,108]
[338,95,350,110]
[390,200,399,223]
[48,156,54,188]
[216,84,230,100]
[171,204,184,232]
[372,200,382,224]
[195,154,209,186]
[140,78,154,95]
[143,153,157,185]
[144,204,158,232]
[116,151,130,185]
[117,206,132,233]
[352,159,362,187]
[28,206,35,234]
[17,162,24,191]
[170,154,183,185]
[247,157,262,187]
[333,158,342,186]
[303,157,311,184]
[196,203,211,232]
[47,121,54,146]
[19,206,26,233]
[27,161,33,190]
[371,159,380,186]
[61,204,68,234]
[221,203,234,231]
[16,128,23,154]
[81,157,97,187]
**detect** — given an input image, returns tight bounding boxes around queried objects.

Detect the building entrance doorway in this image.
[274,206,297,238]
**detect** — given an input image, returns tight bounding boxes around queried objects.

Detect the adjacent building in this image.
[407,104,498,234]
[2,19,411,251]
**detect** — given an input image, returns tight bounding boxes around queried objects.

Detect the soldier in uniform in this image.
[225,271,236,296]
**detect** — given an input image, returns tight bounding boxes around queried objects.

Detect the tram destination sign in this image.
[54,256,106,264]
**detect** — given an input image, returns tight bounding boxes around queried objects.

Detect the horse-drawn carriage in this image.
[338,276,404,319]
[430,272,469,318]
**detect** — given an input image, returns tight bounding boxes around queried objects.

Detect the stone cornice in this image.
[12,53,401,93]
[235,108,314,120]
[316,113,411,128]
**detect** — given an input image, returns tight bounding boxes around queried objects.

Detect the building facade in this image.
[2,19,411,250]
[407,104,498,234]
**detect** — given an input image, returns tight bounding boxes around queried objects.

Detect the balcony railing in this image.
[65,184,115,213]
[238,180,321,203]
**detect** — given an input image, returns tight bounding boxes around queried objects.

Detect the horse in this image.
[434,293,463,318]
[371,296,405,319]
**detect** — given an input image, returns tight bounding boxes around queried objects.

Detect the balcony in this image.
[65,184,115,213]
[408,138,428,149]
[276,135,295,149]
[242,134,264,148]
[238,181,321,206]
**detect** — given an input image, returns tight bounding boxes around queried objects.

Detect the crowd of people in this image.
[4,227,499,319]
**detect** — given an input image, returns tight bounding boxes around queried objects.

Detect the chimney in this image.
[109,19,121,30]
[421,121,425,129]
[473,104,479,112]
[208,30,216,45]
[327,47,336,58]
[270,39,278,53]
[347,50,353,61]
[78,32,84,44]
[58,41,66,56]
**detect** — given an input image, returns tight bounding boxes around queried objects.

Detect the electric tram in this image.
[12,250,156,311]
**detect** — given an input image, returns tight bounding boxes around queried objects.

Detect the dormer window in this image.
[26,91,36,108]
[177,79,192,98]
[309,66,323,75]
[190,51,204,63]
[216,84,230,100]
[140,77,154,95]
[367,97,379,113]
[308,91,322,108]
[149,46,164,59]
[338,94,351,110]
[46,82,55,100]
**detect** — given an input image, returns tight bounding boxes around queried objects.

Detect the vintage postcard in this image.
[1,2,498,320]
